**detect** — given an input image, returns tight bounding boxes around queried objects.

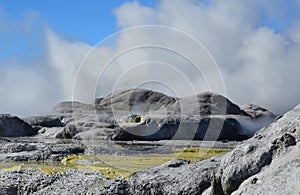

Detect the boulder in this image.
[0,114,36,137]
[127,156,222,194]
[210,104,300,194]
[232,143,300,194]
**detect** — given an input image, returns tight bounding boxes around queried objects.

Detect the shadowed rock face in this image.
[0,114,37,137]
[112,117,244,141]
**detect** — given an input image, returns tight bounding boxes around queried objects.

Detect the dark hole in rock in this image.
[251,177,259,184]
[280,133,296,147]
[131,115,141,123]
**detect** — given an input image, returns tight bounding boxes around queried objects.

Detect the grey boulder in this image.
[0,114,36,137]
[127,156,222,194]
[210,104,300,194]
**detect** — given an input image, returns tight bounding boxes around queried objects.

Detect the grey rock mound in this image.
[48,88,275,141]
[97,89,248,116]
[210,104,300,194]
[127,156,222,194]
[194,92,248,116]
[99,88,177,113]
[0,114,37,137]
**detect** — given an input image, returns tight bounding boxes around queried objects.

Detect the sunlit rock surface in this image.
[209,104,300,194]
[2,88,294,194]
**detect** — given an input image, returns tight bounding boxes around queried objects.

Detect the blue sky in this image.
[0,0,156,61]
[0,0,298,62]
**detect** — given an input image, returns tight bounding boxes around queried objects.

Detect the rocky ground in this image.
[128,104,300,195]
[1,89,298,194]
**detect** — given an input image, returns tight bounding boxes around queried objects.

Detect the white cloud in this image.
[110,0,300,114]
[0,59,60,116]
[1,0,300,116]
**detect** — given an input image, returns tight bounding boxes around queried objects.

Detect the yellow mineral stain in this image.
[2,147,232,179]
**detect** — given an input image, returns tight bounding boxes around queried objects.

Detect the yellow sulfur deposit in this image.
[2,147,231,179]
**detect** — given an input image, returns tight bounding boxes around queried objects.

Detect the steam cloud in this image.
[1,0,300,116]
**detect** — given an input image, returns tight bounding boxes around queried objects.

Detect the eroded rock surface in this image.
[127,157,222,195]
[0,168,114,195]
